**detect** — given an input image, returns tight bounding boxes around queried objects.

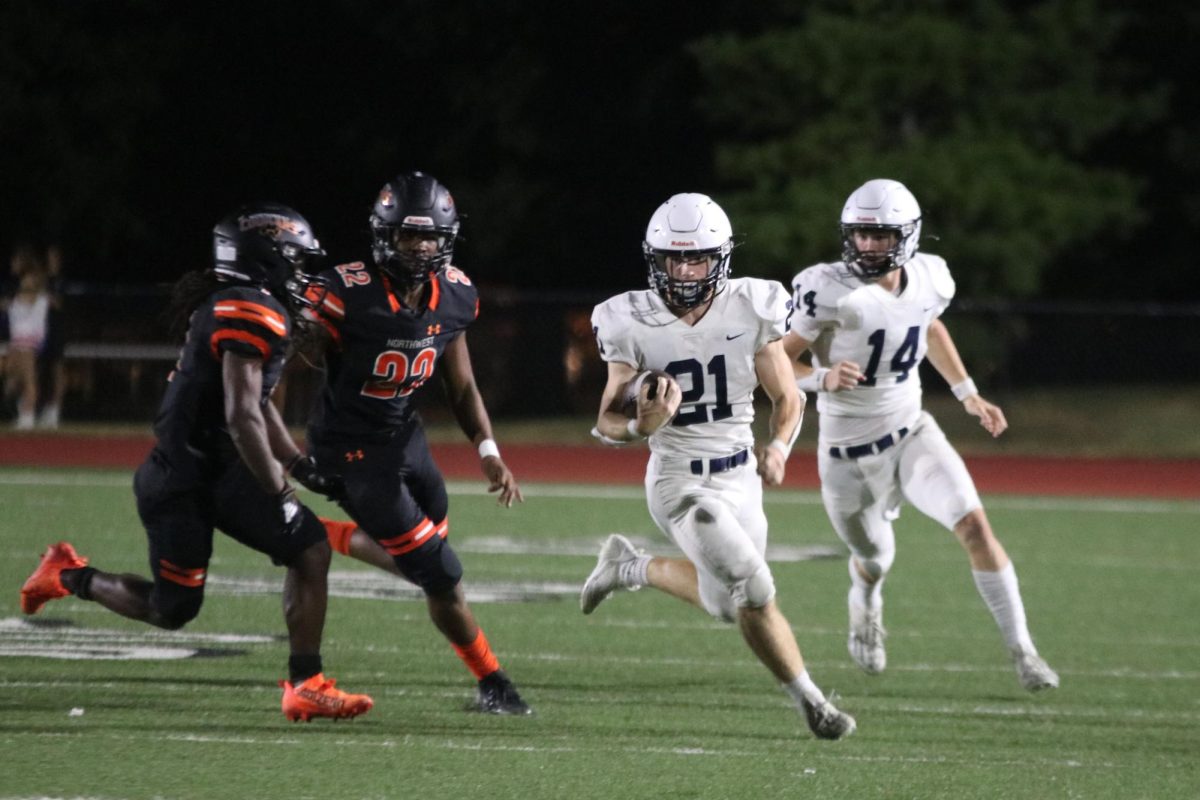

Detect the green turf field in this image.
[2,468,1198,799]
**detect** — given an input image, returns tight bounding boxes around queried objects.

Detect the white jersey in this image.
[592,277,791,460]
[789,253,955,446]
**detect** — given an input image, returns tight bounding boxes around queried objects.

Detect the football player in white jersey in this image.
[783,179,1058,692]
[580,193,856,740]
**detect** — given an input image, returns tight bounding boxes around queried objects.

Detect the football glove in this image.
[278,486,304,537]
[288,454,346,501]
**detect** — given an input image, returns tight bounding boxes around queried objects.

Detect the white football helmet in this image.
[642,193,733,309]
[840,179,922,278]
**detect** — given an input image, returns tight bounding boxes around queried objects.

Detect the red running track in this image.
[1,433,1197,499]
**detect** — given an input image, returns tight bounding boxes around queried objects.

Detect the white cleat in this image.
[848,603,887,675]
[1013,648,1059,692]
[580,534,641,614]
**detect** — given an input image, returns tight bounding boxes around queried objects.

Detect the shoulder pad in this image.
[591,292,640,365]
[736,277,791,324]
[920,254,955,303]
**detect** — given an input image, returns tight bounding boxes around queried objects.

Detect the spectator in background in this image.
[36,245,68,428]
[2,245,50,430]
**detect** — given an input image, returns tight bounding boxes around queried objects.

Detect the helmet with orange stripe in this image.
[212,202,328,313]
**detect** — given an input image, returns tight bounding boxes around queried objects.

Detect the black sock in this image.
[61,567,96,600]
[288,654,323,684]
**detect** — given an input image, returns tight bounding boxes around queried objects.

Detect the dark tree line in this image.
[1,0,1196,302]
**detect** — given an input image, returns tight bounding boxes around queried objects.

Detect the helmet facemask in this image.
[370,217,457,286]
[644,243,732,309]
[840,221,919,280]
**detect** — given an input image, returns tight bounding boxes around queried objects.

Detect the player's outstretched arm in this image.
[440,333,523,506]
[925,319,1007,438]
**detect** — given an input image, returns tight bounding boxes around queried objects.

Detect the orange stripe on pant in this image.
[378,517,448,557]
[159,559,206,588]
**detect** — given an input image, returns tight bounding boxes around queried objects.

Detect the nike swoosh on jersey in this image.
[726,332,746,340]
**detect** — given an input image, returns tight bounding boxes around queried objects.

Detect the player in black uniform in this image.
[18,203,373,722]
[300,171,531,715]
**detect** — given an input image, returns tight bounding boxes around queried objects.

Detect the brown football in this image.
[619,369,676,417]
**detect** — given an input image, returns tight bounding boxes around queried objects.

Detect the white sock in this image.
[782,669,826,708]
[618,554,651,590]
[973,562,1036,654]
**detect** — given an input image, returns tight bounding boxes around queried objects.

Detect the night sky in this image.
[3,2,1199,303]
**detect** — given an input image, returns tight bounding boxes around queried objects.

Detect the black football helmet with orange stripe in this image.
[369,171,460,285]
[213,202,327,311]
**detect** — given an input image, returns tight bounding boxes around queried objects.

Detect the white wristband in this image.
[626,419,644,439]
[950,378,978,401]
[796,367,830,393]
[478,438,500,459]
[767,439,791,459]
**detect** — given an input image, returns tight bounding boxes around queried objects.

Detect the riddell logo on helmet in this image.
[671,240,697,247]
[403,216,435,226]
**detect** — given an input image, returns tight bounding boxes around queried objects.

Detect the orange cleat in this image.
[280,673,374,722]
[20,542,88,615]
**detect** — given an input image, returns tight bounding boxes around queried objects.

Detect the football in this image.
[619,369,676,418]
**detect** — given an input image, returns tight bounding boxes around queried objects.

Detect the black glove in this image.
[278,485,304,537]
[287,454,346,501]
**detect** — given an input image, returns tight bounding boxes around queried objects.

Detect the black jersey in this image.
[305,262,479,440]
[153,285,291,470]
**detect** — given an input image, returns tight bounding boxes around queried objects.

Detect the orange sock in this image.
[321,518,356,556]
[452,629,501,680]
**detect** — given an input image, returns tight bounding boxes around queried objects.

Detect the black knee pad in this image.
[152,586,204,630]
[395,537,464,595]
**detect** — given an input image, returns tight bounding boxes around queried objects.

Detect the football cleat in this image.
[280,673,374,722]
[848,602,887,675]
[801,693,857,741]
[20,542,88,615]
[1012,648,1060,692]
[468,670,533,716]
[580,533,642,614]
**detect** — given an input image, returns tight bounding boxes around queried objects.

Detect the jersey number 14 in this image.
[861,326,920,386]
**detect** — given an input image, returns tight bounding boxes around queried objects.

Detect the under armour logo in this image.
[427,323,442,335]
[344,449,365,462]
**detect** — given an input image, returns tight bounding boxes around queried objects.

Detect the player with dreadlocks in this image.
[19,203,373,722]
